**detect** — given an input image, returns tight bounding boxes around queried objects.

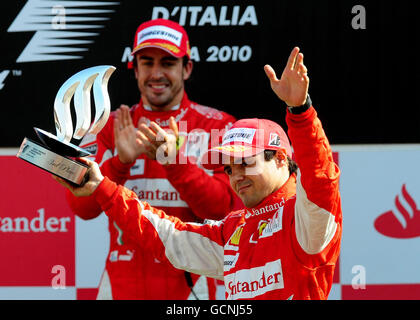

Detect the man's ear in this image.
[183,59,193,81]
[275,150,287,167]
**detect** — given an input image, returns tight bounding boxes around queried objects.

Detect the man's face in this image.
[224,152,284,208]
[134,48,192,111]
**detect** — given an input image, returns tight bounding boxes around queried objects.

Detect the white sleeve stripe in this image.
[294,170,338,255]
[98,149,113,167]
[139,201,224,279]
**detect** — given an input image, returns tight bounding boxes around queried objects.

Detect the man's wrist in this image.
[90,177,104,193]
[118,153,135,165]
[287,94,312,115]
[92,176,118,208]
[112,155,135,172]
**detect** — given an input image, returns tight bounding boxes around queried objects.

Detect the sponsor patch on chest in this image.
[249,207,283,243]
[224,253,240,272]
[225,259,284,299]
[260,208,283,238]
[225,225,244,251]
[125,178,188,207]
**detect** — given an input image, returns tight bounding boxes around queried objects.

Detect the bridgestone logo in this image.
[142,30,178,41]
[225,132,252,140]
[222,128,256,145]
[225,259,284,299]
[137,25,182,47]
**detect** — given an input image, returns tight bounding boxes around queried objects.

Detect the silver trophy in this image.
[16,65,116,185]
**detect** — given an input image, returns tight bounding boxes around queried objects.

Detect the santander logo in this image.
[374,184,420,239]
[0,208,71,233]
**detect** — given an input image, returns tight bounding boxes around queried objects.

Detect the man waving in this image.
[56,47,342,300]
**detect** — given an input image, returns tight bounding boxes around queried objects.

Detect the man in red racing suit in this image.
[57,47,342,300]
[65,19,240,299]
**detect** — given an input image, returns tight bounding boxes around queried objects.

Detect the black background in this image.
[0,0,418,147]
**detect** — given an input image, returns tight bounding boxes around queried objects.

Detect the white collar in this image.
[143,104,181,111]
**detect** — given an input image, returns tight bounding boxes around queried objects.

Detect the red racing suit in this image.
[66,92,241,299]
[90,106,342,300]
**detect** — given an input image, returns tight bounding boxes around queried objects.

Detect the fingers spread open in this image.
[294,52,304,70]
[121,105,133,128]
[298,62,308,75]
[264,65,278,82]
[286,47,300,70]
[114,117,121,140]
[137,117,148,128]
[138,123,157,142]
[169,116,179,137]
[150,122,168,142]
[136,130,157,152]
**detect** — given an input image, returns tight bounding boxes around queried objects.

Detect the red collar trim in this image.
[244,174,296,219]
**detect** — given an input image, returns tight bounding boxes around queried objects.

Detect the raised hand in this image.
[114,105,155,163]
[264,47,309,107]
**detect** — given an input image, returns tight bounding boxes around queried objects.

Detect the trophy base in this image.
[16,137,89,186]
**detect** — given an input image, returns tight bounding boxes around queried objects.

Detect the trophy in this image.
[16,65,116,186]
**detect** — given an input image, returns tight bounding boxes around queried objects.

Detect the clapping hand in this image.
[137,117,179,165]
[113,105,156,163]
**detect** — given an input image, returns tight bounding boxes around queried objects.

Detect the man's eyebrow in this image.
[138,56,153,61]
[161,56,178,62]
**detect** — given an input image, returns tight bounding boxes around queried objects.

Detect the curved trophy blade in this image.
[88,66,116,135]
[54,65,116,143]
[73,73,98,139]
[54,81,79,143]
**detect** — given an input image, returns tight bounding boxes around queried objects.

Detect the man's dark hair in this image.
[264,150,298,175]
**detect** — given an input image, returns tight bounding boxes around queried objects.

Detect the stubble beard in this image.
[142,74,184,110]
